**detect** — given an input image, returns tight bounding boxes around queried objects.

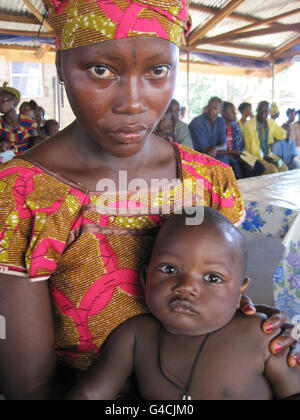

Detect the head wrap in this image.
[0,82,21,103]
[270,103,279,117]
[43,0,191,50]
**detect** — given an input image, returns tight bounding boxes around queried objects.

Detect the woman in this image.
[0,0,298,400]
[292,110,300,148]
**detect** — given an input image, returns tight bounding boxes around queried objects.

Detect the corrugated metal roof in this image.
[0,0,300,71]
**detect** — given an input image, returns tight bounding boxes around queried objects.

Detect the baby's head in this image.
[145,207,249,336]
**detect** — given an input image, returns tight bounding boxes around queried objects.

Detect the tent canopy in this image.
[1,0,300,76]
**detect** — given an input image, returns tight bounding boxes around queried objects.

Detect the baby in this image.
[68,207,300,400]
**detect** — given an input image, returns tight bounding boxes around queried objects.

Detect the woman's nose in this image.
[112,76,147,115]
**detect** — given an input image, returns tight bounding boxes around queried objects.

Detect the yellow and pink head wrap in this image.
[43,0,191,50]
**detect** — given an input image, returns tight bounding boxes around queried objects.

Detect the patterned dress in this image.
[0,144,244,372]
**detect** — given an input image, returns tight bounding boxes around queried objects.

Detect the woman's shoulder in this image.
[0,158,87,204]
[176,143,230,171]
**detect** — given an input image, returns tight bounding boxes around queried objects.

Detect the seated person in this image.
[286,108,296,127]
[168,99,193,148]
[272,124,299,170]
[67,207,300,401]
[189,97,229,165]
[238,102,253,136]
[0,83,37,154]
[270,103,280,121]
[44,119,60,138]
[222,102,264,179]
[244,101,288,175]
[0,136,15,164]
[154,111,177,144]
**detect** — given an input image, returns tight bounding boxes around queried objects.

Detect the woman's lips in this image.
[168,298,199,315]
[107,125,148,143]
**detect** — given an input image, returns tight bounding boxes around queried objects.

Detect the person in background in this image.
[238,102,253,136]
[244,101,288,174]
[168,99,193,148]
[270,103,280,121]
[291,110,300,148]
[44,119,60,138]
[189,97,228,164]
[286,108,296,127]
[0,82,37,154]
[0,135,15,164]
[180,106,186,121]
[222,102,264,179]
[19,102,36,120]
[272,124,299,170]
[154,111,177,143]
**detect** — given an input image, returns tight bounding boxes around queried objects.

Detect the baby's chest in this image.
[135,344,273,401]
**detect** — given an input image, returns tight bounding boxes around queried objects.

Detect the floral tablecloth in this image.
[238,170,300,323]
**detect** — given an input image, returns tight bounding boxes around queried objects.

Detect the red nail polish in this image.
[294,356,299,364]
[244,305,255,312]
[275,344,283,354]
[266,323,273,333]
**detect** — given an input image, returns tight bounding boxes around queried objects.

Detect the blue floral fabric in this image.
[241,200,300,322]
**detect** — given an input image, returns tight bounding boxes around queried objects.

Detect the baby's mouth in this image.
[168,298,199,315]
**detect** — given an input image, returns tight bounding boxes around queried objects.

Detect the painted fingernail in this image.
[266,323,273,333]
[244,305,255,312]
[275,344,283,354]
[294,356,299,364]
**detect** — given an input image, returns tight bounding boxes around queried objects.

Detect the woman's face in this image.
[57,37,179,157]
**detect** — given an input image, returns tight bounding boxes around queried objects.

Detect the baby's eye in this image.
[203,274,224,285]
[88,65,116,79]
[157,264,178,275]
[146,65,170,79]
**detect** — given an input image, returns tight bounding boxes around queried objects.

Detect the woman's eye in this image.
[157,265,178,275]
[146,65,170,79]
[88,65,116,79]
[203,274,223,285]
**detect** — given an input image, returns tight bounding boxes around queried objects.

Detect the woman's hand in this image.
[240,296,300,368]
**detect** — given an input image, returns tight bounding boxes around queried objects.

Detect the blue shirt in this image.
[189,113,229,164]
[272,138,298,166]
[230,121,245,151]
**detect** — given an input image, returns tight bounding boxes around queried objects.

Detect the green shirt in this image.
[257,120,269,158]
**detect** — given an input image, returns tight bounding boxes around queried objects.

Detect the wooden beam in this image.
[0,28,55,38]
[188,0,246,45]
[189,3,258,24]
[36,43,52,59]
[181,46,271,62]
[22,0,53,32]
[216,42,273,54]
[270,34,300,59]
[197,8,300,43]
[196,23,300,45]
[0,13,40,25]
[0,45,56,64]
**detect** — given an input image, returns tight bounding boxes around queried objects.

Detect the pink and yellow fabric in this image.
[0,144,244,371]
[43,0,191,49]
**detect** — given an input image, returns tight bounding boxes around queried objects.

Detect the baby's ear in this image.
[237,278,251,309]
[240,277,251,294]
[139,266,147,289]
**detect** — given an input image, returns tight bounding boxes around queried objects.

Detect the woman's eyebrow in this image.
[144,52,168,62]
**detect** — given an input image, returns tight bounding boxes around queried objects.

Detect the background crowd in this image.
[0,82,59,163]
[1,80,300,181]
[156,97,300,179]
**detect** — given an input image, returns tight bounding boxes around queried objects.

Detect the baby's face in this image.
[145,222,247,336]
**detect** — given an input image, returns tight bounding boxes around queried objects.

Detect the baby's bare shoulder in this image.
[232,312,277,347]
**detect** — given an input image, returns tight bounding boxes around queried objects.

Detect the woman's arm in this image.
[0,274,59,400]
